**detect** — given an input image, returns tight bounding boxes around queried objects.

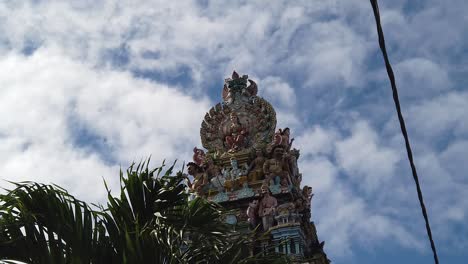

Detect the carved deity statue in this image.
[200,72,276,155]
[262,146,292,187]
[247,149,266,182]
[303,186,314,208]
[272,128,294,150]
[258,186,278,231]
[224,112,248,152]
[229,158,244,178]
[222,167,231,180]
[222,71,258,105]
[204,157,221,180]
[185,162,207,195]
[293,186,314,225]
[286,148,301,187]
[192,147,206,166]
[246,199,259,229]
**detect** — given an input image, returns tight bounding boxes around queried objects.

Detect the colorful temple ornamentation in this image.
[186,71,330,262]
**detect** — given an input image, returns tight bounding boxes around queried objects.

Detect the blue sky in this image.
[0,1,467,263]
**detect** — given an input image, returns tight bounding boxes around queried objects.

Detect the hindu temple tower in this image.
[186,72,330,263]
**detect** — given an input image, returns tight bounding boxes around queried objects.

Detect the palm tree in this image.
[0,161,289,264]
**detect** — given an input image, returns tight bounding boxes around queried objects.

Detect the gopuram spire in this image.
[187,71,330,262]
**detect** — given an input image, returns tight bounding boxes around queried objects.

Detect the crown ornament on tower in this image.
[222,71,258,105]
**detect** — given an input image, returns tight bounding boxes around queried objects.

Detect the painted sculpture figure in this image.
[229,158,243,178]
[204,157,221,181]
[247,149,266,182]
[262,146,292,187]
[258,186,278,231]
[225,112,248,152]
[272,127,294,150]
[185,162,207,195]
[247,199,259,229]
[192,147,206,166]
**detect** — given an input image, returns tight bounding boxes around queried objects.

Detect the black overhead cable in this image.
[369,1,440,264]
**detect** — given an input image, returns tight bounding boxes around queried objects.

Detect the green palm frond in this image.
[0,160,290,264]
[0,181,112,263]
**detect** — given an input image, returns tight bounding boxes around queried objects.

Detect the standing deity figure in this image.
[262,146,292,187]
[246,199,259,229]
[286,148,301,187]
[247,149,266,182]
[204,157,223,191]
[302,186,314,221]
[185,162,207,195]
[224,112,248,152]
[258,186,278,231]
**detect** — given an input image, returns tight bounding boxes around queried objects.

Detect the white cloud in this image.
[399,91,468,141]
[335,120,400,191]
[300,156,337,193]
[0,48,210,203]
[295,125,338,157]
[260,76,297,109]
[440,140,468,184]
[300,155,423,257]
[393,58,451,98]
[0,0,374,92]
[286,19,370,89]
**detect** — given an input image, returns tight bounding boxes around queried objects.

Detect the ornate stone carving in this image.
[222,71,257,106]
[286,148,301,188]
[185,162,207,195]
[247,199,259,229]
[262,146,292,188]
[200,72,276,155]
[192,147,206,166]
[247,149,266,182]
[258,186,278,231]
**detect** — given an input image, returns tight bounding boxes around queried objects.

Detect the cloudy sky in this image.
[0,0,467,263]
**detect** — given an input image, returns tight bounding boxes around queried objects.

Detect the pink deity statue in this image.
[258,186,278,231]
[246,199,259,229]
[262,146,292,187]
[272,127,294,150]
[184,162,207,195]
[193,147,206,166]
[224,112,248,152]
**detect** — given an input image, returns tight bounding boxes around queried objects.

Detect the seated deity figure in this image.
[224,112,248,152]
[258,186,278,231]
[247,149,266,182]
[221,167,234,192]
[262,146,292,187]
[204,158,224,191]
[229,158,243,178]
[221,167,231,180]
[185,162,207,195]
[210,175,225,192]
[204,157,221,181]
